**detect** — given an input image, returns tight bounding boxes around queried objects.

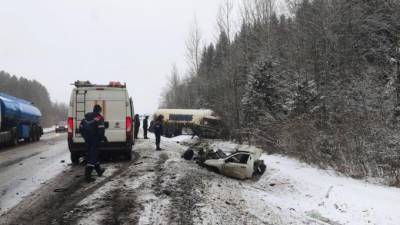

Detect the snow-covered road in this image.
[1,134,399,225]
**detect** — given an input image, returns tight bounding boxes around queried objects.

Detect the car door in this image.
[221,153,251,179]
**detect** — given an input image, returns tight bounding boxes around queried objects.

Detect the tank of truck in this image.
[0,93,42,130]
[154,109,217,125]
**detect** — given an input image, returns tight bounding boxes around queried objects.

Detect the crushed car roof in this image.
[234,146,262,159]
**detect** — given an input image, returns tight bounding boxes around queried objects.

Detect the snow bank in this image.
[246,154,400,225]
[43,126,55,134]
[209,141,400,224]
[164,135,199,145]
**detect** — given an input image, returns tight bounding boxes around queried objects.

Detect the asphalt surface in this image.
[0,133,70,215]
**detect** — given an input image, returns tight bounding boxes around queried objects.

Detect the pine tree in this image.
[242,59,280,128]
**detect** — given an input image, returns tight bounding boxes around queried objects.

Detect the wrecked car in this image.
[188,144,266,180]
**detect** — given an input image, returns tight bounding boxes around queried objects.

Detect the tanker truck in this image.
[0,92,43,146]
[153,109,227,138]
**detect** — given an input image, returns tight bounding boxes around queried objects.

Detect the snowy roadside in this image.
[43,126,55,134]
[210,141,400,225]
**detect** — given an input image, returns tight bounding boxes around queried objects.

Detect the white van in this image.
[67,81,134,164]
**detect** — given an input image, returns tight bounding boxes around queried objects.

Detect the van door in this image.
[129,97,133,117]
[0,102,2,131]
[104,100,126,142]
[74,90,87,139]
[128,97,134,144]
[81,89,128,143]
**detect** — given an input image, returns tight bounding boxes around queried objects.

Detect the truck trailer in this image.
[0,92,43,146]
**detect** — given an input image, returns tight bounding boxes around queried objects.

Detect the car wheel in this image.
[71,152,80,165]
[254,160,266,175]
[8,135,18,146]
[32,131,38,142]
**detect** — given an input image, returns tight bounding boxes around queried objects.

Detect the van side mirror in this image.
[104,121,109,129]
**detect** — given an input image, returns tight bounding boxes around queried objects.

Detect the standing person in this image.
[153,115,164,150]
[143,116,149,139]
[79,105,107,182]
[134,114,140,139]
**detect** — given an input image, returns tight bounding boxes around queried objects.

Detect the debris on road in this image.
[53,188,68,193]
[181,149,194,160]
[162,189,172,196]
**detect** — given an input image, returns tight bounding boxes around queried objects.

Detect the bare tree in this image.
[239,0,253,25]
[240,0,276,24]
[285,0,302,14]
[161,64,181,108]
[185,16,202,77]
[217,0,235,41]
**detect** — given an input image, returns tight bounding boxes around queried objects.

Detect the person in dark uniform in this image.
[134,114,140,139]
[143,115,149,139]
[79,105,107,182]
[153,115,164,150]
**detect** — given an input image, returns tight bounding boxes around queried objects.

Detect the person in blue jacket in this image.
[152,115,164,150]
[79,105,107,182]
[134,114,140,139]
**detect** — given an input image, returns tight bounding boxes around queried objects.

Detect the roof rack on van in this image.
[73,80,126,88]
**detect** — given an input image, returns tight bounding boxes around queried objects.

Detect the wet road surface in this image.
[0,133,70,215]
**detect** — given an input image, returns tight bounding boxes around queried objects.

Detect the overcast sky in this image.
[0,0,228,113]
[0,0,286,114]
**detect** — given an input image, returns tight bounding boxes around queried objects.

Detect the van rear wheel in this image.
[71,152,80,165]
[125,150,132,160]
